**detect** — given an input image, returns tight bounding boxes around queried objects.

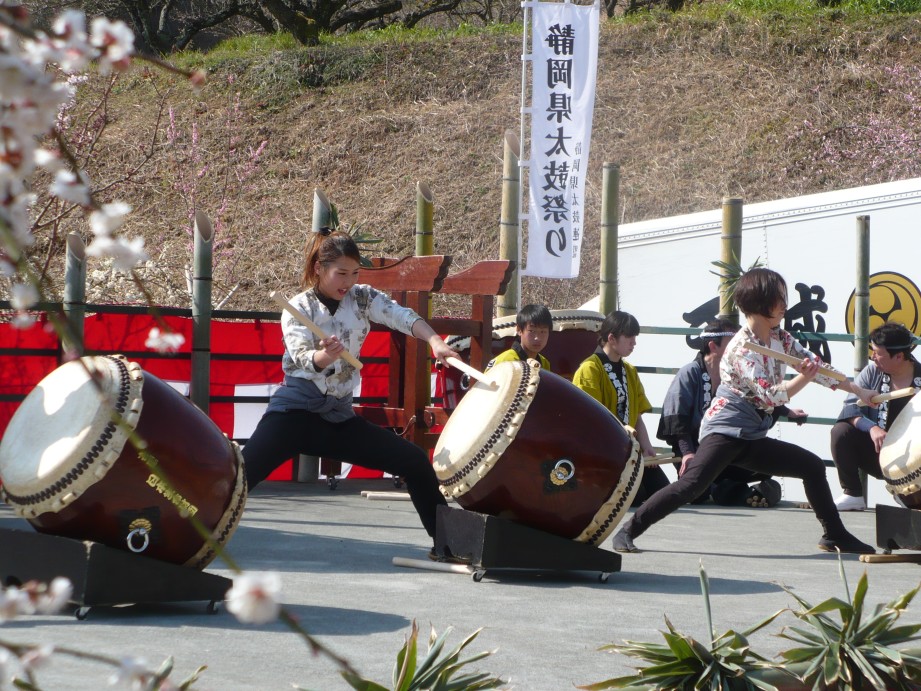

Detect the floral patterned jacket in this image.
[717,324,842,412]
[281,285,421,399]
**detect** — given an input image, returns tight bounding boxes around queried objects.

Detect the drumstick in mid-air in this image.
[743,341,917,406]
[446,356,498,390]
[869,387,918,404]
[742,341,845,382]
[270,291,363,370]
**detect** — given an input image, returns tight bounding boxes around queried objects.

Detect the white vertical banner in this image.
[523,0,599,279]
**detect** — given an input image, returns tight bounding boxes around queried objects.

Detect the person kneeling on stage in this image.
[830,321,921,511]
[243,228,461,562]
[657,318,785,508]
[612,268,878,555]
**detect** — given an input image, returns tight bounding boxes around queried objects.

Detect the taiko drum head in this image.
[880,390,921,508]
[0,355,246,568]
[433,359,642,544]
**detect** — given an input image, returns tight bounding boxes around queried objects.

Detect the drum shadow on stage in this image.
[608,571,783,596]
[216,523,435,576]
[0,603,409,636]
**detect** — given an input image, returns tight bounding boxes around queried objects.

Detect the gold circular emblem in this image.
[846,271,921,341]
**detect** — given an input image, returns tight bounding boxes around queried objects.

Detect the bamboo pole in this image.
[854,215,870,375]
[719,197,743,326]
[415,181,434,320]
[190,210,213,414]
[498,130,521,317]
[296,189,334,482]
[312,187,332,230]
[599,163,620,315]
[63,233,86,359]
[415,181,434,409]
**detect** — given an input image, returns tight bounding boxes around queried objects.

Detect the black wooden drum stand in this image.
[859,505,921,564]
[0,528,231,618]
[435,505,622,582]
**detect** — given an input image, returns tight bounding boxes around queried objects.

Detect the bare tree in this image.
[23,0,264,53]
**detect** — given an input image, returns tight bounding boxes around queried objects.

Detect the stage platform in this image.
[0,480,915,690]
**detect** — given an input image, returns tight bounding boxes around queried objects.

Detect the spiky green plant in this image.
[579,561,789,690]
[710,255,765,307]
[336,620,506,691]
[776,555,921,690]
[327,202,383,268]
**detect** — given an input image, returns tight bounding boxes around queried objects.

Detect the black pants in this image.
[242,410,447,538]
[624,433,847,540]
[830,421,882,496]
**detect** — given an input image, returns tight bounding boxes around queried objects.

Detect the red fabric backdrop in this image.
[0,314,402,481]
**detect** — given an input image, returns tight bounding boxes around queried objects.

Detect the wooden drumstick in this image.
[446,356,498,390]
[742,341,845,382]
[870,387,918,404]
[270,291,363,370]
[643,454,679,467]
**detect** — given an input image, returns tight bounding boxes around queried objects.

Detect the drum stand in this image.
[434,506,621,582]
[0,528,232,619]
[860,505,921,564]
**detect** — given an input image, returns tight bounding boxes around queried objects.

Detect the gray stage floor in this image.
[1,480,919,690]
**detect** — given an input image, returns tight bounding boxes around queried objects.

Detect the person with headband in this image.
[656,318,786,508]
[242,228,461,562]
[612,267,879,555]
[830,321,921,511]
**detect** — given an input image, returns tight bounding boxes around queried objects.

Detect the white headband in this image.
[699,330,736,339]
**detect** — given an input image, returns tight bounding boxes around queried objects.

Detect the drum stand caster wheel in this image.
[206,600,220,615]
[393,477,404,489]
[472,569,486,583]
[599,572,611,584]
[75,606,90,621]
[327,476,340,490]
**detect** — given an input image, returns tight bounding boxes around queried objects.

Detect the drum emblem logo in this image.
[845,272,921,339]
[126,517,153,553]
[549,459,575,487]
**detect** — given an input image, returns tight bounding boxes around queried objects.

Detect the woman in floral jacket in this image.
[613,268,878,555]
[243,229,458,556]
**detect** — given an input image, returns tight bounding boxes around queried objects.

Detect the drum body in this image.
[433,359,641,545]
[0,355,246,568]
[880,390,921,509]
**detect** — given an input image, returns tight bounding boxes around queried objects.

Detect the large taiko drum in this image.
[0,355,246,569]
[880,390,921,509]
[439,309,603,411]
[432,359,642,545]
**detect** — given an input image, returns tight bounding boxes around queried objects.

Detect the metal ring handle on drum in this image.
[550,459,575,486]
[126,527,150,553]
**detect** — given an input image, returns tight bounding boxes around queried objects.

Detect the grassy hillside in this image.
[48,9,921,314]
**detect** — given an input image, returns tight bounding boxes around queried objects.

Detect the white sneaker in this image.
[835,494,867,511]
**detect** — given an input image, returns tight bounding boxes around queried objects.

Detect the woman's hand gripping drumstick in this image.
[742,340,905,407]
[270,291,364,370]
[445,357,498,390]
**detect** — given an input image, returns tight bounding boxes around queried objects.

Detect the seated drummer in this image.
[657,318,784,508]
[485,303,552,371]
[830,321,921,511]
[572,310,669,506]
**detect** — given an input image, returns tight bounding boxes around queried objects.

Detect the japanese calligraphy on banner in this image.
[524,0,599,279]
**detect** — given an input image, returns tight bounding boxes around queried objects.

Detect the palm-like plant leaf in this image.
[580,563,784,690]
[776,552,921,690]
[709,255,764,306]
[341,621,503,691]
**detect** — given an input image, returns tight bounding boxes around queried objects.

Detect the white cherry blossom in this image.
[145,327,185,353]
[226,571,282,624]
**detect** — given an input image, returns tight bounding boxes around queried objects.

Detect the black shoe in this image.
[818,533,876,555]
[613,529,639,553]
[428,547,471,565]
